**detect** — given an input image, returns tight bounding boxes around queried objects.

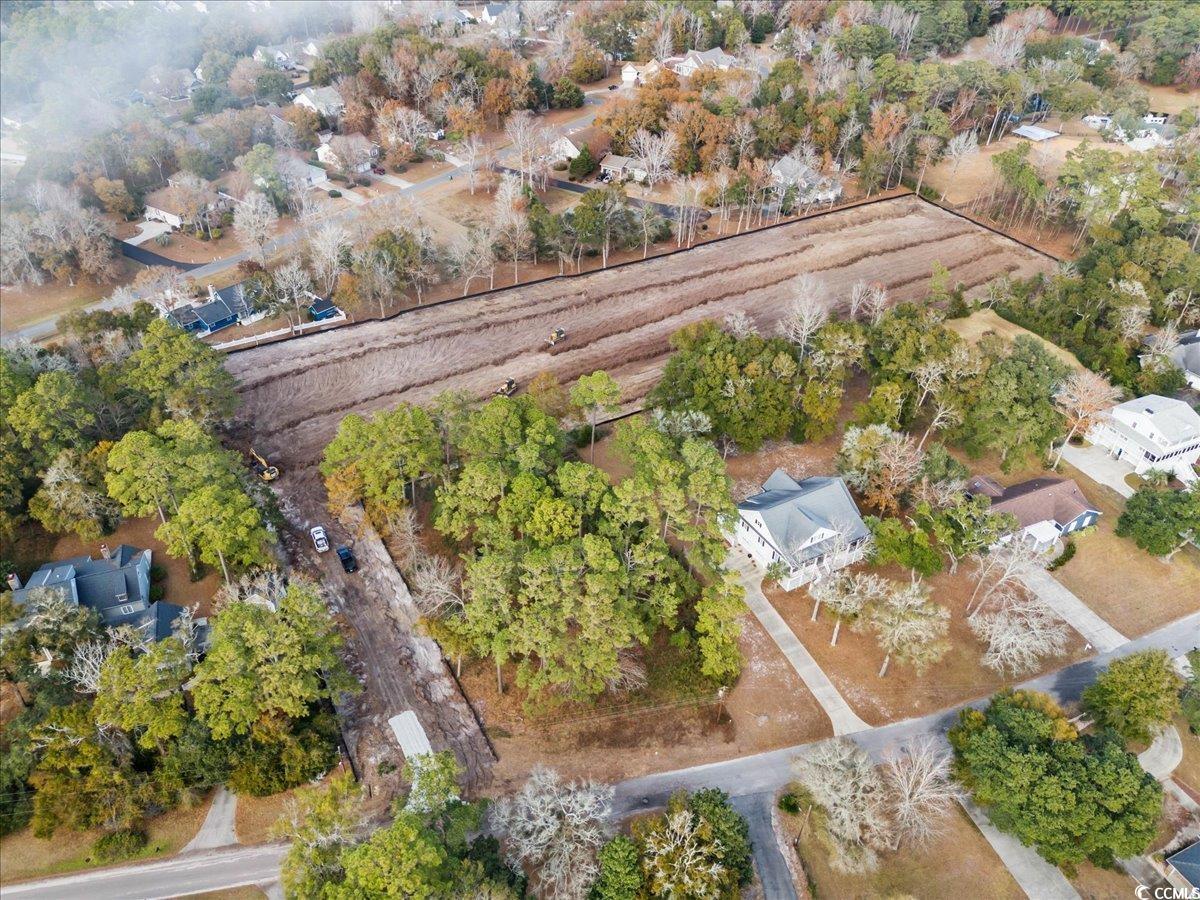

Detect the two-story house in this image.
[1087,394,1200,484]
[731,470,871,590]
[7,544,191,643]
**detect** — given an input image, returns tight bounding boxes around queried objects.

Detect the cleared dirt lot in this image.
[229,195,1055,470]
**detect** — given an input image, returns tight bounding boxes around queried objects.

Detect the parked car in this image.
[337,546,358,573]
[372,166,385,175]
[310,525,330,553]
[608,84,618,90]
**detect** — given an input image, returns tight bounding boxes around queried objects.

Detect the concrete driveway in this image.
[124,219,173,246]
[314,180,367,205]
[375,172,413,188]
[1060,442,1135,498]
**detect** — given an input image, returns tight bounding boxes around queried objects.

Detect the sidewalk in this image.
[960,798,1080,900]
[726,551,870,736]
[1019,567,1128,653]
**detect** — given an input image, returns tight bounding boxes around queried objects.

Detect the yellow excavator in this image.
[250,448,280,482]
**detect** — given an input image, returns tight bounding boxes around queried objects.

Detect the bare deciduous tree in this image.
[941,132,979,201]
[811,571,890,645]
[271,259,313,326]
[1051,369,1122,465]
[64,638,112,694]
[629,128,679,197]
[777,274,829,358]
[969,588,1069,676]
[233,190,278,265]
[881,736,960,848]
[306,220,349,295]
[966,540,1041,615]
[490,766,613,900]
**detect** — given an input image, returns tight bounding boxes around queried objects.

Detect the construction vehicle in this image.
[546,327,566,347]
[493,377,518,397]
[250,448,279,482]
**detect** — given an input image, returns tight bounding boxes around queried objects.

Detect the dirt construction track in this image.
[230,196,1054,468]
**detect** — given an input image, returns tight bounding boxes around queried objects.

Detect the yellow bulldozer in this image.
[250,448,280,482]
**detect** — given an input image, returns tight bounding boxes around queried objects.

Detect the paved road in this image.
[733,793,799,900]
[119,241,204,271]
[4,98,608,346]
[1020,567,1129,653]
[727,551,870,736]
[10,611,1196,899]
[1,844,288,900]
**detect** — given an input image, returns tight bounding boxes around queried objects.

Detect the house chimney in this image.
[6,572,20,591]
[99,542,111,560]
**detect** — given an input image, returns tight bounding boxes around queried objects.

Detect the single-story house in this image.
[1087,394,1200,484]
[431,7,474,27]
[966,475,1100,552]
[552,126,611,163]
[7,545,191,643]
[166,281,263,336]
[143,184,188,229]
[662,47,742,78]
[599,153,648,182]
[1166,841,1200,893]
[294,85,345,121]
[308,294,341,321]
[1167,330,1200,390]
[279,153,328,190]
[254,43,298,70]
[732,470,871,590]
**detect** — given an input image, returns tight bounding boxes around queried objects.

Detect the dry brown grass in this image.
[0,794,212,884]
[1173,716,1200,799]
[1051,463,1200,637]
[234,792,292,846]
[945,308,1087,372]
[1,257,138,332]
[782,798,1024,899]
[766,562,1089,726]
[178,889,267,900]
[1069,861,1138,899]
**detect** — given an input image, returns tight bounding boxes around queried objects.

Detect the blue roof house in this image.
[9,544,187,642]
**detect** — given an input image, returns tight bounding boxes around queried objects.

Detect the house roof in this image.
[1013,124,1060,141]
[1168,840,1200,889]
[1171,330,1200,376]
[1110,394,1200,448]
[297,86,343,114]
[967,476,1097,530]
[144,184,187,218]
[561,126,611,157]
[309,295,336,315]
[738,471,869,567]
[599,153,646,171]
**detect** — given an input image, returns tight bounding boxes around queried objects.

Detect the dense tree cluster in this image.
[1,577,350,843]
[322,380,744,709]
[950,689,1162,867]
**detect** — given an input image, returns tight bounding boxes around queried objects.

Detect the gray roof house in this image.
[1169,330,1200,391]
[9,544,186,642]
[732,470,870,590]
[294,86,345,120]
[1167,840,1200,891]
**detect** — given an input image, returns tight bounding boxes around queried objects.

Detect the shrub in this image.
[93,828,148,862]
[1047,539,1075,571]
[209,227,222,240]
[153,233,171,248]
[149,584,166,602]
[327,190,342,198]
[149,564,167,583]
[778,792,803,815]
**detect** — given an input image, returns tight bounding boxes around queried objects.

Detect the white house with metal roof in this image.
[732,470,870,590]
[1087,394,1200,484]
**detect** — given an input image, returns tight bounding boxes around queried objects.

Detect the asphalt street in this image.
[9,610,1195,900]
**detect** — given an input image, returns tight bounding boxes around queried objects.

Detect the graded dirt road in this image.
[229,195,1054,469]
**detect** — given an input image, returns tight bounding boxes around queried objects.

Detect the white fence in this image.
[210,311,347,351]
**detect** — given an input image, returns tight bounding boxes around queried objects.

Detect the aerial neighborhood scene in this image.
[3,0,1200,897]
